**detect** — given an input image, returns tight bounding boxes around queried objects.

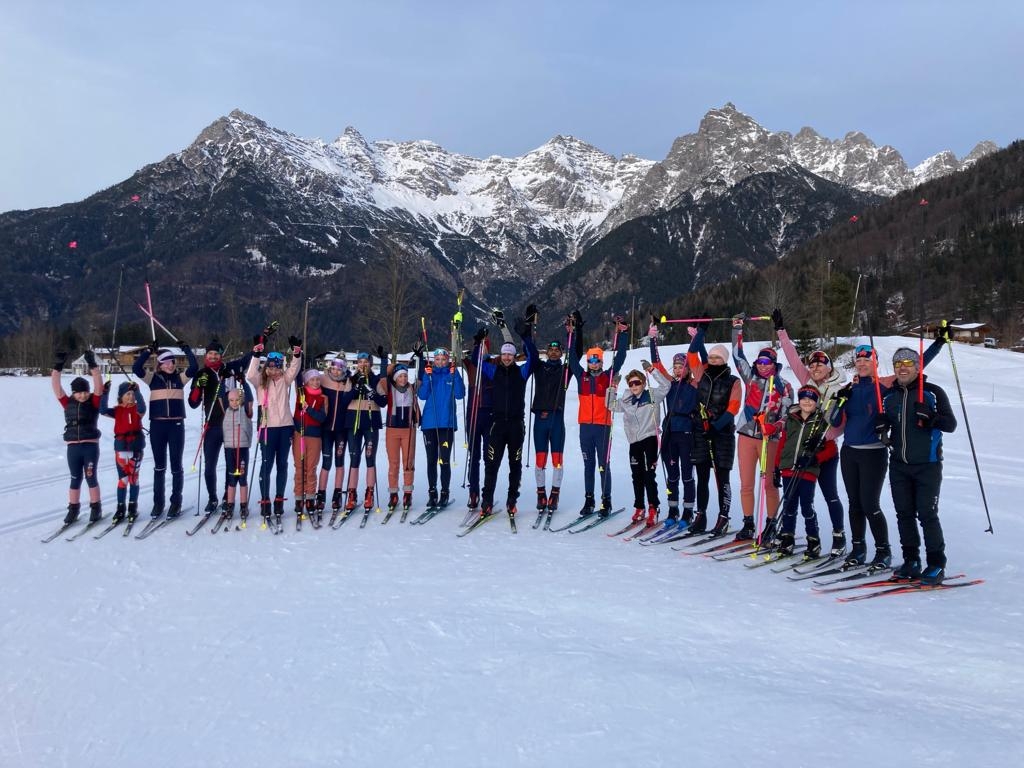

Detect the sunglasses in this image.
[893,358,918,367]
[627,380,644,387]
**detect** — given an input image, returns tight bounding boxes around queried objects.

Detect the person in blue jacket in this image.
[417,343,466,509]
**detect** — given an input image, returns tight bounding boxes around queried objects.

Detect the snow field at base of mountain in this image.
[0,337,1021,767]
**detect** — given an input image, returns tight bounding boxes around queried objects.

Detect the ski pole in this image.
[946,341,994,534]
[144,281,157,343]
[135,301,180,342]
[659,315,771,324]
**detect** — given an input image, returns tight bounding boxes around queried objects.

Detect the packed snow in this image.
[1,337,1021,767]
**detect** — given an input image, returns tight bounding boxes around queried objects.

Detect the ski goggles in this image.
[627,378,645,388]
[854,344,874,359]
[431,348,449,357]
[797,387,820,402]
[806,351,832,367]
[587,354,601,364]
[754,356,775,366]
[547,341,563,350]
[266,352,285,368]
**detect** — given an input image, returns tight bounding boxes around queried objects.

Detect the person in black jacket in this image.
[51,349,105,525]
[530,305,569,515]
[478,311,539,517]
[881,347,957,585]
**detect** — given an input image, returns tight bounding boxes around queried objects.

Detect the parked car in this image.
[984,337,998,348]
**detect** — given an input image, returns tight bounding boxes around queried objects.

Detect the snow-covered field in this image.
[1,337,1021,767]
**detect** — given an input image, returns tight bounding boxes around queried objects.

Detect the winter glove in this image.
[376,345,385,360]
[452,310,463,328]
[772,467,782,488]
[731,313,745,329]
[473,327,488,343]
[179,341,190,353]
[102,380,111,395]
[795,453,818,470]
[873,414,890,441]
[614,315,628,332]
[710,412,734,432]
[492,309,506,329]
[934,319,951,344]
[52,351,68,371]
[83,349,98,369]
[640,360,652,372]
[771,308,785,331]
[835,383,853,401]
[148,340,160,355]
[288,335,302,349]
[915,403,936,428]
[252,342,264,354]
[412,340,426,359]
[196,372,209,388]
[525,304,539,323]
[570,310,584,331]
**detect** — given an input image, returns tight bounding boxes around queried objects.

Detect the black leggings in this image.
[629,436,660,509]
[840,445,889,547]
[695,460,731,518]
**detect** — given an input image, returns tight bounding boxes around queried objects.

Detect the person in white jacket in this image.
[610,361,671,527]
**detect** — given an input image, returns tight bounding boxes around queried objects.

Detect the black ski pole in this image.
[946,341,994,534]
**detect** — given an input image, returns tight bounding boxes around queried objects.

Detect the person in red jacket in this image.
[100,380,147,525]
[566,311,628,517]
[292,368,327,517]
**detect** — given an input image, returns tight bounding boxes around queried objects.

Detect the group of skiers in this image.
[51,303,958,585]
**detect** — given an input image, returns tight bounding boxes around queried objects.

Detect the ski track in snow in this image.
[1,338,1022,767]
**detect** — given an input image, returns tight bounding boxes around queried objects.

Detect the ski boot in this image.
[712,513,733,537]
[547,487,560,511]
[830,530,847,557]
[506,498,518,517]
[364,487,375,510]
[151,504,164,519]
[388,493,399,512]
[467,492,479,510]
[403,491,413,510]
[273,497,285,528]
[112,503,126,524]
[578,494,596,518]
[331,489,342,511]
[688,510,707,534]
[919,564,945,586]
[315,490,327,512]
[892,557,922,582]
[646,505,659,527]
[777,533,796,556]
[733,518,757,540]
[805,535,821,559]
[439,489,449,508]
[681,507,695,526]
[756,517,778,548]
[631,507,644,523]
[427,488,439,510]
[167,502,182,519]
[345,488,358,511]
[126,501,138,524]
[260,499,272,521]
[222,500,234,521]
[598,495,613,518]
[844,540,867,568]
[294,498,305,516]
[238,502,249,524]
[63,503,81,526]
[666,506,679,524]
[204,497,219,514]
[536,488,548,511]
[869,543,892,569]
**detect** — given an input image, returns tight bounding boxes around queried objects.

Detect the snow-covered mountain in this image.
[601,103,998,233]
[0,105,998,339]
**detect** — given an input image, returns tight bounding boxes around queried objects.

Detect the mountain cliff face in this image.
[0,105,996,342]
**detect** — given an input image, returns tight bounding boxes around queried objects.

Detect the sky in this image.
[2,0,1022,213]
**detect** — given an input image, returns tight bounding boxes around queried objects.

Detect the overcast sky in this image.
[2,0,1021,212]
